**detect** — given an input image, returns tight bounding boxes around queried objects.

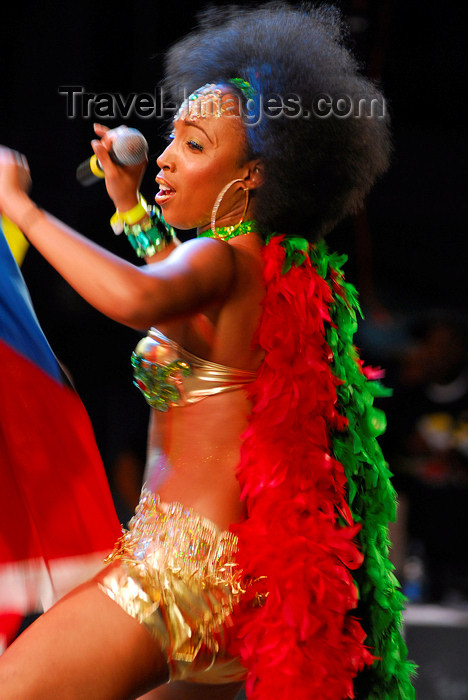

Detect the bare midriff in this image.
[146,387,251,531]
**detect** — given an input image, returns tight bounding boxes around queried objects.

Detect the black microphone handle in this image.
[76,156,105,186]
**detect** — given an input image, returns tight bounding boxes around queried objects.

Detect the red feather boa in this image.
[230,236,374,699]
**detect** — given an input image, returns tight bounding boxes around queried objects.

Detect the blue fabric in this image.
[0,223,61,382]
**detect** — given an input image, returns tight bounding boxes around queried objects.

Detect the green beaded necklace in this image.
[198,220,257,241]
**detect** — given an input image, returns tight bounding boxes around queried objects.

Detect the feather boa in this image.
[229,236,416,699]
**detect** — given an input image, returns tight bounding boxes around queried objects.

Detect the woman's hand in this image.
[91,124,148,213]
[0,147,32,220]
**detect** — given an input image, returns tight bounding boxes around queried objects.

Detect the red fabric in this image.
[0,339,120,565]
[229,237,373,699]
[0,613,23,650]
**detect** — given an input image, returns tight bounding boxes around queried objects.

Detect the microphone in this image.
[76,127,148,186]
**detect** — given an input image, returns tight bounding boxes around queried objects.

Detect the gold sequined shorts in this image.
[98,489,247,684]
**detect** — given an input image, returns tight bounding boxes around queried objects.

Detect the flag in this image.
[0,219,121,650]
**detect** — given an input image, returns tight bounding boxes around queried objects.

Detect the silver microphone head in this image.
[111,127,148,166]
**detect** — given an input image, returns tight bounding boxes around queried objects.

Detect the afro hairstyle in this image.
[163,2,391,241]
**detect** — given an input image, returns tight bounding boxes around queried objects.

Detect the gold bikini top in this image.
[131,328,257,412]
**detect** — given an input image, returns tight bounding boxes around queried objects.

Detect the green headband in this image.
[227,78,256,100]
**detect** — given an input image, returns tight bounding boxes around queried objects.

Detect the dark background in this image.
[1,0,467,504]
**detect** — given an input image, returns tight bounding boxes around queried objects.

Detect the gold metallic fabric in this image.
[132,328,256,411]
[99,490,247,684]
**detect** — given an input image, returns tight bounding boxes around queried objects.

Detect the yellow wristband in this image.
[110,194,148,234]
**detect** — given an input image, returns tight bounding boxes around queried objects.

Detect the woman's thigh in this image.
[0,573,169,699]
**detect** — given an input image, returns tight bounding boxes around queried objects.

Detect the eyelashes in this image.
[187,139,203,152]
[165,132,204,152]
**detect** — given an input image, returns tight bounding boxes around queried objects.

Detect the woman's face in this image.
[155,86,251,231]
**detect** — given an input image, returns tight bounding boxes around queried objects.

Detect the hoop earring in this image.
[210,179,249,237]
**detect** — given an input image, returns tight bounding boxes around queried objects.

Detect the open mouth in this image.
[155,179,176,204]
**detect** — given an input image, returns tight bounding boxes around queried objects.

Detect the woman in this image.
[0,4,415,699]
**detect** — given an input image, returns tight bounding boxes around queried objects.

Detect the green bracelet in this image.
[123,207,175,258]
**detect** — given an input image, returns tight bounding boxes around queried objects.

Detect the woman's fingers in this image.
[93,123,130,152]
[92,124,115,154]
[0,147,32,202]
[0,146,26,168]
[93,123,110,136]
[91,139,115,172]
[90,138,143,211]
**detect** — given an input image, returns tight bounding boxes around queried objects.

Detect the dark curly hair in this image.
[163,2,391,241]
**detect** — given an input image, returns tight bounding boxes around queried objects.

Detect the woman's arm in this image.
[0,148,235,330]
[91,124,182,264]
